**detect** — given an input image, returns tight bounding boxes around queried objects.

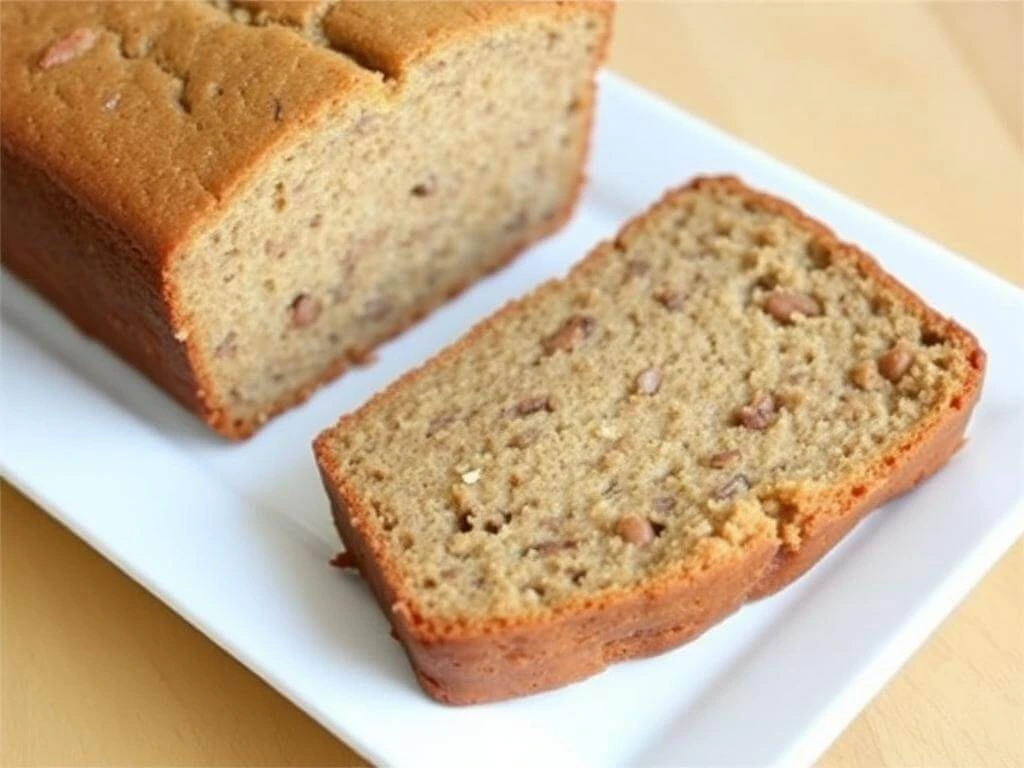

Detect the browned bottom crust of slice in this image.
[323,474,778,703]
[315,175,986,704]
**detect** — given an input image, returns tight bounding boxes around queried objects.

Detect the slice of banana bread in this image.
[314,176,985,704]
[1,2,611,438]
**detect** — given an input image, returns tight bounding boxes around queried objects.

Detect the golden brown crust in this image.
[321,2,610,78]
[0,148,206,417]
[1,1,376,256]
[314,174,986,704]
[324,470,777,703]
[1,1,611,439]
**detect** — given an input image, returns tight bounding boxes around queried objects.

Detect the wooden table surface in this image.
[3,3,1022,766]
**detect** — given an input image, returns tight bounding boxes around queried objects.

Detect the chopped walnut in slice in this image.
[713,473,750,501]
[707,449,740,469]
[655,288,686,311]
[289,294,321,328]
[542,315,595,354]
[735,392,777,430]
[763,290,822,324]
[614,514,655,545]
[850,360,880,391]
[878,340,915,382]
[509,396,552,417]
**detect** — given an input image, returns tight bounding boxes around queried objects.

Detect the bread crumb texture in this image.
[319,178,982,629]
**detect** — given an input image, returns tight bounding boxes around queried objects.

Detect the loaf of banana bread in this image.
[314,176,985,704]
[0,1,611,437]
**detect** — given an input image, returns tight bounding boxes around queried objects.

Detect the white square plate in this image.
[3,72,1023,767]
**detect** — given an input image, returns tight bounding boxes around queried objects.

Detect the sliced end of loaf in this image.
[169,7,610,437]
[315,175,985,702]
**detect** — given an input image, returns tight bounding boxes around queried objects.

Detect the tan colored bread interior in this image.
[324,183,977,622]
[171,13,603,431]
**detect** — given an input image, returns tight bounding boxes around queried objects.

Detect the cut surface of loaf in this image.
[0,1,611,437]
[315,176,985,704]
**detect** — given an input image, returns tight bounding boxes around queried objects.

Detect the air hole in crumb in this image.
[921,329,944,346]
[571,569,587,585]
[423,578,437,589]
[273,182,287,212]
[651,521,666,537]
[851,485,867,498]
[950,395,963,409]
[309,213,323,228]
[398,532,414,549]
[456,512,473,533]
